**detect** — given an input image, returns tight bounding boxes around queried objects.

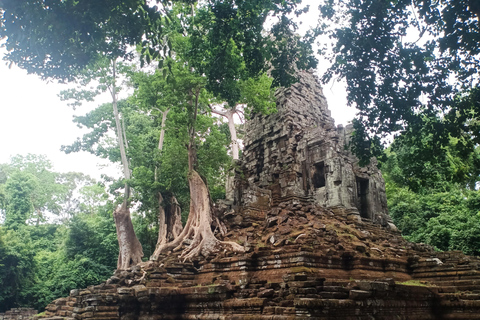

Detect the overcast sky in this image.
[0,56,116,179]
[0,2,353,179]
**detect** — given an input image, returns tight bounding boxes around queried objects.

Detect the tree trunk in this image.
[114,200,144,270]
[210,106,240,160]
[165,195,183,241]
[151,117,243,261]
[150,169,244,261]
[156,192,183,245]
[210,106,240,200]
[110,59,143,269]
[225,109,238,200]
[225,109,239,161]
[158,108,170,151]
[157,192,168,246]
[111,60,131,183]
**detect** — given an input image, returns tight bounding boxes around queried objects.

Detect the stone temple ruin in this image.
[235,70,393,228]
[15,71,480,320]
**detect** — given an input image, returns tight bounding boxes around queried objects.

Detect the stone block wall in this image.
[0,308,37,320]
[236,70,392,227]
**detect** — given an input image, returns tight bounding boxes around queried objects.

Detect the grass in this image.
[396,280,432,287]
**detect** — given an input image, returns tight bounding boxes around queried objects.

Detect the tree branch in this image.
[208,103,227,117]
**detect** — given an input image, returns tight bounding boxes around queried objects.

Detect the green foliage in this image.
[34,207,117,309]
[383,135,480,193]
[131,212,158,259]
[384,138,480,256]
[237,73,277,117]
[61,102,118,161]
[0,155,102,225]
[3,171,38,229]
[0,209,118,312]
[34,250,113,309]
[196,123,231,201]
[0,0,162,80]
[178,0,316,109]
[319,0,480,164]
[0,156,115,312]
[65,207,118,268]
[387,185,480,256]
[0,227,36,312]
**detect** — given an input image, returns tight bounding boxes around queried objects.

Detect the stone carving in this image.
[236,70,394,228]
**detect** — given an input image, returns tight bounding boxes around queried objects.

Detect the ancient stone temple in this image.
[236,70,393,228]
[33,71,480,320]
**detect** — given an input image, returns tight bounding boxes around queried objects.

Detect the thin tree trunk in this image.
[158,108,170,151]
[225,109,239,161]
[157,192,167,246]
[210,106,239,200]
[210,106,239,160]
[110,59,143,269]
[166,195,183,240]
[121,116,129,150]
[111,60,131,183]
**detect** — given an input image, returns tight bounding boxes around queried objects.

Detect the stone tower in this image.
[235,70,395,228]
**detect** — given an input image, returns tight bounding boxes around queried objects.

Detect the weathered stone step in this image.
[438,292,480,300]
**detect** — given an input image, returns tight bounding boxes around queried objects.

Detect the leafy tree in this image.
[0,0,162,80]
[319,0,480,165]
[78,184,109,216]
[3,171,38,229]
[0,155,116,311]
[383,137,480,255]
[30,203,118,310]
[65,205,118,268]
[0,210,117,311]
[383,135,480,193]
[60,58,144,270]
[0,227,36,312]
[386,185,480,256]
[0,155,101,226]
[148,60,244,261]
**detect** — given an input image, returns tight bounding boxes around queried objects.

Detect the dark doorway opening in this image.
[356,178,369,218]
[312,162,326,188]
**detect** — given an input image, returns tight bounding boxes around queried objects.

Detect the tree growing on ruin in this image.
[60,58,143,269]
[148,0,317,260]
[1,0,317,262]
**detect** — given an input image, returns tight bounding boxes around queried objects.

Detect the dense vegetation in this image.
[0,156,118,312]
[381,136,480,256]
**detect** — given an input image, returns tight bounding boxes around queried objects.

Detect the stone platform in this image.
[39,202,480,320]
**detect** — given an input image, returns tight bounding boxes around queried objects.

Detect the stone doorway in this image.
[356,177,369,218]
[312,162,326,188]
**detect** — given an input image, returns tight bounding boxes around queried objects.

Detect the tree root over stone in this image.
[114,201,144,270]
[151,170,244,261]
[157,193,183,247]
